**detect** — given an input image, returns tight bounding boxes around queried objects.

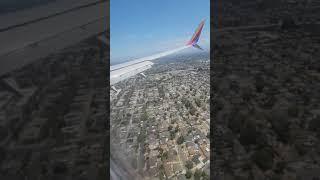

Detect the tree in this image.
[202,171,209,180]
[202,105,207,111]
[168,125,173,131]
[195,98,202,107]
[194,169,202,180]
[185,170,192,179]
[170,131,176,140]
[175,125,179,133]
[141,110,148,122]
[185,160,193,169]
[200,95,205,99]
[158,147,164,154]
[137,129,146,143]
[177,136,184,145]
[161,151,168,160]
[182,98,192,109]
[137,133,144,143]
[189,106,197,116]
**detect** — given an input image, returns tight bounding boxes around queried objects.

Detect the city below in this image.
[111,52,210,180]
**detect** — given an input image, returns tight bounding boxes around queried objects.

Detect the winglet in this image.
[186,20,205,46]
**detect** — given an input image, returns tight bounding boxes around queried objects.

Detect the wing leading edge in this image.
[110,20,205,86]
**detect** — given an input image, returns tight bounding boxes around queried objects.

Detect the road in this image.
[124,78,137,145]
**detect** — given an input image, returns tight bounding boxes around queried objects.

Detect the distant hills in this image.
[111,47,210,66]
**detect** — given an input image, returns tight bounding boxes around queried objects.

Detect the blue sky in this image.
[111,0,210,63]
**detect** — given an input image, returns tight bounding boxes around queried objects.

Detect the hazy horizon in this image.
[110,46,210,65]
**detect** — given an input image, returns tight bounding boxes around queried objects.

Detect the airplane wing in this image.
[0,0,108,77]
[110,20,205,86]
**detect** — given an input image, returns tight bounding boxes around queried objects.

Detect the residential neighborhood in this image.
[111,52,210,180]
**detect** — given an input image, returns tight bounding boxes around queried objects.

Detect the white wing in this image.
[110,46,190,85]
